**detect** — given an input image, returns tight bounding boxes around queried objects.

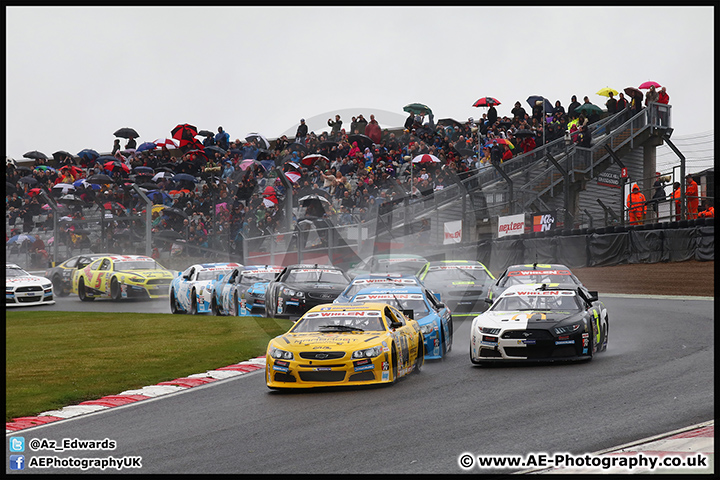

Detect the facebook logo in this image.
[9,436,25,452]
[10,455,25,470]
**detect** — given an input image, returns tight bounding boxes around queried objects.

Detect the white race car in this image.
[6,263,55,307]
[169,262,242,314]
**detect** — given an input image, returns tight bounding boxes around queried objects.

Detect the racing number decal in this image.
[593,310,601,347]
[94,272,104,289]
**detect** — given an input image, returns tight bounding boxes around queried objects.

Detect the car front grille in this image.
[298,371,346,382]
[307,292,338,301]
[146,279,171,286]
[501,329,554,340]
[16,286,43,293]
[299,351,346,360]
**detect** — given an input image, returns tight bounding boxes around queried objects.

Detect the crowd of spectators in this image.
[7,93,638,258]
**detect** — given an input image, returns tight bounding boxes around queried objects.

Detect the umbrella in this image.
[58,194,86,205]
[133,166,154,175]
[96,155,120,164]
[103,201,126,211]
[18,176,38,185]
[73,179,101,190]
[52,183,76,194]
[316,140,339,150]
[171,173,197,183]
[114,127,139,138]
[27,187,43,197]
[245,133,270,149]
[154,138,180,149]
[596,87,619,97]
[298,194,331,205]
[7,234,37,245]
[403,103,433,116]
[77,149,100,162]
[34,165,56,172]
[286,143,309,154]
[436,118,464,128]
[145,190,172,204]
[155,229,183,242]
[638,81,661,90]
[171,123,198,141]
[624,86,643,99]
[238,159,265,171]
[23,150,48,160]
[204,145,227,156]
[473,97,501,107]
[178,138,205,153]
[6,182,18,193]
[52,150,75,162]
[138,181,159,190]
[526,95,554,114]
[86,174,114,184]
[103,161,130,174]
[152,172,174,182]
[169,188,191,196]
[347,134,374,150]
[514,129,536,138]
[300,154,330,167]
[574,103,603,117]
[197,130,215,137]
[284,171,301,183]
[136,142,157,153]
[162,207,188,218]
[411,154,441,164]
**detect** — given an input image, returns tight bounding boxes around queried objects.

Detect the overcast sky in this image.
[6,6,714,166]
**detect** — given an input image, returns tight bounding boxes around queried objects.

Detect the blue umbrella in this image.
[7,234,37,245]
[73,179,101,190]
[526,95,554,115]
[77,149,99,161]
[96,155,119,163]
[143,190,172,204]
[133,166,155,175]
[171,173,197,183]
[136,142,157,153]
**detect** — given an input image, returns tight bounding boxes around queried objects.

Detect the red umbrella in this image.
[284,171,301,183]
[153,138,179,149]
[473,97,501,107]
[171,124,198,142]
[411,154,441,164]
[300,154,329,167]
[27,188,42,197]
[103,161,130,174]
[178,138,205,154]
[262,185,278,208]
[638,81,661,90]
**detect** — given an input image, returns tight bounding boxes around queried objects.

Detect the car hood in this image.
[7,275,50,287]
[274,332,386,349]
[284,282,347,293]
[248,282,269,295]
[117,270,174,280]
[478,310,581,326]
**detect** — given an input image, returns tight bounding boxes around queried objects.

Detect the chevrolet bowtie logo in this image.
[315,354,329,359]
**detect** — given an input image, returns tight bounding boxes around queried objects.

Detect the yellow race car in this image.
[266,302,425,389]
[71,254,175,301]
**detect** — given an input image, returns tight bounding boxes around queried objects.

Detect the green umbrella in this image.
[575,103,603,116]
[403,103,433,116]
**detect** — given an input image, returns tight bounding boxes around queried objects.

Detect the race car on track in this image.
[264,264,351,319]
[265,302,424,389]
[486,263,583,301]
[44,253,112,297]
[211,264,284,316]
[169,262,242,314]
[349,285,453,360]
[334,273,425,304]
[6,263,54,307]
[418,260,496,313]
[72,255,175,301]
[470,283,608,364]
[346,254,429,280]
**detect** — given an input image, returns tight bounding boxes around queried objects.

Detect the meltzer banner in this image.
[497,213,525,238]
[443,220,462,244]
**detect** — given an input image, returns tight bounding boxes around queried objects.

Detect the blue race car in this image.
[211,265,284,316]
[334,273,426,304]
[169,262,242,314]
[349,285,453,360]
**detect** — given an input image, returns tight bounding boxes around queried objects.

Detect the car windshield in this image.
[353,294,430,317]
[286,268,346,285]
[6,266,29,277]
[115,260,165,271]
[370,260,425,275]
[492,292,581,312]
[291,311,385,332]
[343,279,417,298]
[197,269,233,281]
[240,270,279,285]
[503,270,578,287]
[424,266,492,284]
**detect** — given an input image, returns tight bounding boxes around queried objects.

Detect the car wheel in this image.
[53,275,68,297]
[470,344,482,365]
[231,292,239,316]
[265,293,274,318]
[211,296,220,316]
[189,290,198,315]
[601,316,609,352]
[414,340,423,374]
[391,345,399,383]
[170,289,183,314]
[586,320,595,361]
[78,278,94,302]
[110,277,122,301]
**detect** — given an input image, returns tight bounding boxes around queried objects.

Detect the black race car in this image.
[418,260,496,313]
[264,264,351,319]
[44,253,112,297]
[486,263,583,302]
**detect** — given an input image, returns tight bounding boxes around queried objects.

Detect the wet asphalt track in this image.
[6,294,714,474]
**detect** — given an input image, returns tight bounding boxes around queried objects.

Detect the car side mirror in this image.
[218,274,224,281]
[587,291,599,303]
[433,292,441,302]
[390,321,403,329]
[402,309,414,320]
[436,302,445,310]
[484,298,493,305]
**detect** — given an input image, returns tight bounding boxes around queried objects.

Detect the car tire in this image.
[586,320,595,361]
[391,345,399,383]
[601,316,609,352]
[211,296,220,316]
[470,344,482,365]
[189,290,198,315]
[265,292,275,318]
[414,339,423,374]
[231,292,239,316]
[170,289,183,314]
[53,275,68,297]
[110,277,122,301]
[78,278,94,302]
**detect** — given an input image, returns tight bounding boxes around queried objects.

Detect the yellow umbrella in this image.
[596,87,618,97]
[152,204,165,214]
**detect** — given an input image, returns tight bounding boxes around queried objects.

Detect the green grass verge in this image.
[6,311,293,421]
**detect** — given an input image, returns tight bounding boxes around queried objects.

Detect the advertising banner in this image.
[532,211,557,232]
[497,213,525,238]
[443,220,462,244]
